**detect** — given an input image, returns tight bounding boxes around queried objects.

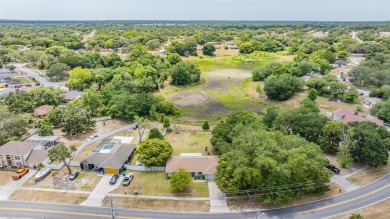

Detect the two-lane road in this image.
[14,63,64,87]
[0,174,389,219]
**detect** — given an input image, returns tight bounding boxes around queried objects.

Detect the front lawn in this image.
[111,171,209,197]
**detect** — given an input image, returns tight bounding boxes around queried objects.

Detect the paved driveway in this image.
[208,182,230,212]
[81,174,123,207]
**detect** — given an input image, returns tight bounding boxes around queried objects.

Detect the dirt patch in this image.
[103,196,210,212]
[22,167,101,191]
[10,190,88,205]
[207,69,251,79]
[331,198,390,219]
[0,171,14,186]
[279,55,296,62]
[173,92,209,107]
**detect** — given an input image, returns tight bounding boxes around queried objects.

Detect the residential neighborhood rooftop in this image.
[165,156,218,174]
[64,90,82,101]
[332,109,384,125]
[33,105,54,117]
[0,141,40,155]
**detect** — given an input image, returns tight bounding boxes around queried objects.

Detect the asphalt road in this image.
[0,174,389,219]
[14,63,64,87]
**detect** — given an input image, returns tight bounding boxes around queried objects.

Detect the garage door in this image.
[104,168,119,175]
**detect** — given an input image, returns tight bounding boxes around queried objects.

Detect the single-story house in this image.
[331,109,383,125]
[0,141,46,168]
[165,155,219,181]
[80,138,135,175]
[363,97,382,108]
[26,135,59,149]
[64,90,82,102]
[33,105,54,117]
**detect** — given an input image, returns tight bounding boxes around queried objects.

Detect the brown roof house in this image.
[33,105,54,117]
[165,154,219,181]
[80,138,136,175]
[0,141,48,168]
[331,109,383,125]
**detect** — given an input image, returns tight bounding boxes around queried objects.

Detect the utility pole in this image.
[109,195,118,219]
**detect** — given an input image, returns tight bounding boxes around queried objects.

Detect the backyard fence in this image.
[125,165,165,172]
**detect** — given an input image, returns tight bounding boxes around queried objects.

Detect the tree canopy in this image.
[137,139,173,167]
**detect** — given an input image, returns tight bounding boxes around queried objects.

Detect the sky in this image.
[0,0,389,21]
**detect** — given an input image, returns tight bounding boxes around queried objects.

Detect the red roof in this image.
[332,109,383,125]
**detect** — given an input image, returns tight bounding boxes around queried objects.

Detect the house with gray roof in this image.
[64,90,82,102]
[0,141,48,168]
[80,138,135,175]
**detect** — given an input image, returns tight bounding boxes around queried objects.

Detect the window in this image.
[198,172,203,175]
[14,156,20,160]
[16,162,22,167]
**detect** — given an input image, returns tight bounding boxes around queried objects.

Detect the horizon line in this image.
[1,19,389,23]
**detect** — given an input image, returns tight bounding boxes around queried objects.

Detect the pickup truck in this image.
[122,173,134,186]
[12,168,29,180]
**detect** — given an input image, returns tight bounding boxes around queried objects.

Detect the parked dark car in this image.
[122,173,134,186]
[326,164,340,174]
[109,174,120,185]
[68,171,79,180]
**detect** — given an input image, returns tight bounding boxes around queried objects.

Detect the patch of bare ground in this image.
[206,69,251,79]
[0,170,14,186]
[331,198,390,219]
[22,167,101,191]
[102,197,210,212]
[214,48,240,56]
[10,190,88,205]
[279,55,296,62]
[228,183,343,211]
[172,92,209,107]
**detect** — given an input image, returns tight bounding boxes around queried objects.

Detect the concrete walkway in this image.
[81,175,123,207]
[331,174,360,192]
[0,170,36,200]
[208,182,230,212]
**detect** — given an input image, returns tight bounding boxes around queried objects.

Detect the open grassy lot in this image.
[22,167,101,191]
[161,68,265,123]
[228,183,343,211]
[0,171,14,186]
[331,198,390,219]
[10,190,88,205]
[187,54,278,72]
[165,131,213,155]
[347,155,390,186]
[103,196,210,212]
[111,171,209,197]
[316,96,368,114]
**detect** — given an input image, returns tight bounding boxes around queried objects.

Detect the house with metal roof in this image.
[26,135,59,149]
[80,138,136,175]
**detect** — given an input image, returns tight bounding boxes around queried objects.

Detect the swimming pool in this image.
[100,144,114,153]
